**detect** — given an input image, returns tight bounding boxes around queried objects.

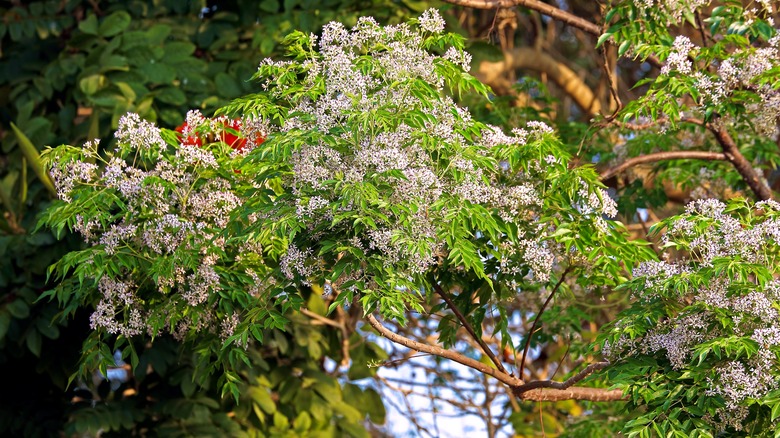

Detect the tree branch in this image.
[365,313,524,388]
[708,123,773,201]
[431,281,509,375]
[599,151,727,181]
[441,0,601,36]
[300,308,344,329]
[520,387,626,402]
[520,267,571,379]
[515,361,610,393]
[600,116,773,201]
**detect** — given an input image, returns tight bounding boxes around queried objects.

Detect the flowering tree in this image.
[29,1,780,437]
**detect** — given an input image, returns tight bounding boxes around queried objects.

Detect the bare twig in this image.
[431,281,508,375]
[520,267,572,378]
[599,151,727,181]
[365,313,524,387]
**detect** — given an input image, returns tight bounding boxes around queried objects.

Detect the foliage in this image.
[0,0,420,436]
[602,199,780,436]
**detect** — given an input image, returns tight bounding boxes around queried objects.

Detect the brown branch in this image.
[365,313,524,387]
[441,0,601,36]
[599,116,772,200]
[708,123,773,201]
[431,281,508,375]
[300,308,343,329]
[520,266,571,379]
[520,387,626,402]
[515,361,610,393]
[599,151,727,181]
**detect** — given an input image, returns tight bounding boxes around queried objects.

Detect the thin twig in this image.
[520,267,572,379]
[431,281,508,374]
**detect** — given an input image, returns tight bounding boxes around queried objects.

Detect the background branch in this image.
[441,0,600,36]
[476,47,601,115]
[600,151,727,181]
[709,123,773,201]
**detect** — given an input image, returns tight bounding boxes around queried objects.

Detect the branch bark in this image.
[515,361,610,393]
[431,281,509,375]
[476,47,601,116]
[599,151,727,181]
[441,0,600,36]
[520,387,626,402]
[367,314,627,403]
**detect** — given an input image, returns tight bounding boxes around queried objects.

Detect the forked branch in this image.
[431,281,509,375]
[520,267,571,378]
[365,313,524,387]
[515,361,610,393]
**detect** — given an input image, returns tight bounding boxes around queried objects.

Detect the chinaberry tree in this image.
[33,1,780,437]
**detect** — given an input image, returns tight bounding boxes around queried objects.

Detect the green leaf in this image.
[26,330,42,357]
[597,33,613,48]
[215,73,243,99]
[6,299,30,319]
[10,122,56,196]
[259,0,280,12]
[618,40,632,56]
[79,74,106,96]
[99,11,132,38]
[249,387,277,414]
[78,14,99,35]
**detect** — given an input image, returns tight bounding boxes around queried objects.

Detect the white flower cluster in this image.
[661,36,694,76]
[90,277,145,337]
[634,0,709,24]
[660,31,780,137]
[644,313,709,369]
[49,110,267,342]
[621,199,780,424]
[706,349,777,411]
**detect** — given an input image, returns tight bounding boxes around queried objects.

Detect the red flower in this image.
[176,118,264,152]
[218,119,247,151]
[175,122,203,147]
